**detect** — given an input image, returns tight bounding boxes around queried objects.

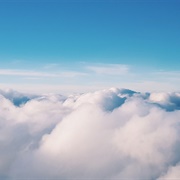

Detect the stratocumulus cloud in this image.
[0,88,180,179]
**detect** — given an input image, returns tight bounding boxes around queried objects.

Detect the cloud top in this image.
[0,88,180,179]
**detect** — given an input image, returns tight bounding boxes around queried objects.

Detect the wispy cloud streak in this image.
[0,69,87,78]
[87,64,129,75]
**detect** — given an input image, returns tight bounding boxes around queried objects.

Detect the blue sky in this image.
[0,0,179,93]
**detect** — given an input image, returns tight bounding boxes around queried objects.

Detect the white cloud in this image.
[87,64,129,75]
[0,88,180,179]
[158,164,180,179]
[0,64,180,94]
[153,71,180,81]
[155,70,180,76]
[0,69,87,78]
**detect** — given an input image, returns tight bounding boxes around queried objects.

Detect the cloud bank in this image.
[0,88,180,179]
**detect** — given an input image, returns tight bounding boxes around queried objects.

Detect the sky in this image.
[0,0,180,93]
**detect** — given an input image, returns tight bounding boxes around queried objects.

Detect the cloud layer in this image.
[0,88,180,179]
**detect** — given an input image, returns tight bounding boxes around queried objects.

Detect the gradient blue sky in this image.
[0,0,179,93]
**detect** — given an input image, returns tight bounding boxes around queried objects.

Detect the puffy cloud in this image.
[0,88,180,179]
[158,164,180,179]
[149,92,180,111]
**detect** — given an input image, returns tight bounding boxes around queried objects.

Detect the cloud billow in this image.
[0,88,180,179]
